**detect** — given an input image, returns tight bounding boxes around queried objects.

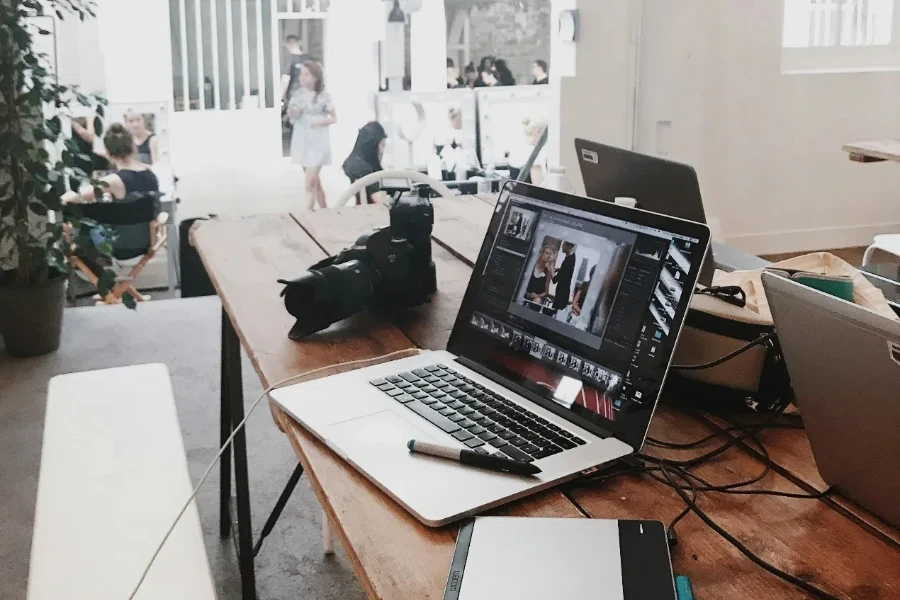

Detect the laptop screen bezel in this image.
[447,180,711,449]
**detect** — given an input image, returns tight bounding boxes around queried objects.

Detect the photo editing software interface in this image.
[466,193,700,433]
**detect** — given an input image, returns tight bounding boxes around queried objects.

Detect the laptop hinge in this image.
[454,355,617,441]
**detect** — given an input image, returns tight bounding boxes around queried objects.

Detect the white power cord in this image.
[126,348,420,600]
[336,169,458,207]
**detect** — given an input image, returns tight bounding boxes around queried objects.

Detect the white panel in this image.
[178,0,190,109]
[98,0,174,105]
[410,0,447,92]
[193,0,205,110]
[240,0,251,106]
[255,0,266,107]
[169,109,281,169]
[209,0,221,109]
[326,0,381,164]
[225,0,237,108]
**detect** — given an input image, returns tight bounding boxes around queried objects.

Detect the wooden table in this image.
[843,140,900,163]
[193,196,900,600]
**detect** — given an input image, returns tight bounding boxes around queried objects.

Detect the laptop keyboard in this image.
[369,363,586,462]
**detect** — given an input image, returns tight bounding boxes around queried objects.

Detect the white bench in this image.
[27,364,217,600]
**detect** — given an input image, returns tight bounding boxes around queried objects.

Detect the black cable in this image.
[671,333,775,371]
[645,420,801,451]
[572,415,842,597]
[655,460,842,600]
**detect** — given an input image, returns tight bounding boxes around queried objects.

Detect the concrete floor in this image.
[0,297,367,600]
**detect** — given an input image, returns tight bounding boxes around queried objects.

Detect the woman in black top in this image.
[62,123,160,256]
[126,111,158,165]
[64,123,159,203]
[493,59,516,86]
[342,122,388,205]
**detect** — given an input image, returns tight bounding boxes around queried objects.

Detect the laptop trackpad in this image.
[327,410,436,451]
[325,410,536,525]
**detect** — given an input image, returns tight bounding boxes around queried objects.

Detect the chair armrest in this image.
[149,212,169,252]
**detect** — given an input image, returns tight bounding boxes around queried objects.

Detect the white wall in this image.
[53,10,105,93]
[636,0,900,254]
[410,0,447,92]
[549,0,639,195]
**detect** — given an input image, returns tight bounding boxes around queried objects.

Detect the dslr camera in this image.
[280,187,437,339]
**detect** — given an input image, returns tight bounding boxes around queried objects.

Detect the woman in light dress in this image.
[287,60,337,210]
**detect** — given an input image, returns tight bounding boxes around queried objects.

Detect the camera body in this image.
[280,189,437,339]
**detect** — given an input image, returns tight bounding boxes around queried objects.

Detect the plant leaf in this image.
[29,202,49,216]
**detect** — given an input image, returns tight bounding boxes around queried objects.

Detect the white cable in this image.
[126,347,420,600]
[336,169,458,207]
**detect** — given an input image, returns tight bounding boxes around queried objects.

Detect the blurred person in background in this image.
[507,117,547,184]
[125,111,158,165]
[447,57,464,88]
[281,34,312,102]
[288,60,336,210]
[342,122,388,205]
[493,59,516,86]
[532,59,549,85]
[464,63,481,88]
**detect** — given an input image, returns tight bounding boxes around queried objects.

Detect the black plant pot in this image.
[0,273,67,357]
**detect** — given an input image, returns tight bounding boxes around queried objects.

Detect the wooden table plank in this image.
[843,140,900,163]
[191,215,412,386]
[699,412,900,546]
[430,194,496,267]
[569,410,900,599]
[192,213,584,600]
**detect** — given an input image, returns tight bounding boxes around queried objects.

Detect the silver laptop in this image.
[272,181,710,526]
[762,271,900,527]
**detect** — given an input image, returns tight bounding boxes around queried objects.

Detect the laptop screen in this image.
[448,182,709,449]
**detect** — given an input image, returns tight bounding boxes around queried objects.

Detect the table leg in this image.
[223,309,257,599]
[219,310,232,538]
[322,512,335,556]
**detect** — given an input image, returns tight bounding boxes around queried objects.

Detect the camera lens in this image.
[282,259,376,338]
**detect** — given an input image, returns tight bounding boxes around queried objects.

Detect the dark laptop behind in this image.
[575,139,714,286]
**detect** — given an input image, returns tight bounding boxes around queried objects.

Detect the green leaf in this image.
[46,116,61,136]
[97,269,116,296]
[29,202,48,216]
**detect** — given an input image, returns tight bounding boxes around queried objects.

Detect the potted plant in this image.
[0,0,126,357]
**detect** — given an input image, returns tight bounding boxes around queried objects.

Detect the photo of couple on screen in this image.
[509,216,635,343]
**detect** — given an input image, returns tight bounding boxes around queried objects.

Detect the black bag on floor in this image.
[179,217,217,298]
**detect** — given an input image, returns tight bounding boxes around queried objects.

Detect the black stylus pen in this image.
[407,439,542,476]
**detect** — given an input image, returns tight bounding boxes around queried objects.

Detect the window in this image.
[782,0,900,72]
